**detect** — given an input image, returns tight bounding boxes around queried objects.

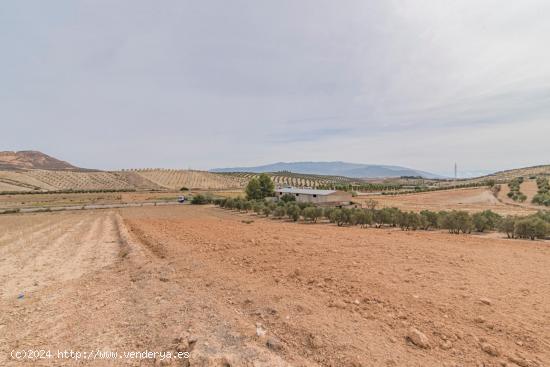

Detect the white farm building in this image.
[275,187,353,204]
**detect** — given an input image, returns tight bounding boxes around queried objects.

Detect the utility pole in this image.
[454,163,458,180]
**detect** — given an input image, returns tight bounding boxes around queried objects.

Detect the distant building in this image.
[274,187,352,204]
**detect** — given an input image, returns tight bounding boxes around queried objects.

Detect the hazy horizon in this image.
[2,1,549,176]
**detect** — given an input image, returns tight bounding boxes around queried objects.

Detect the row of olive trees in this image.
[215,197,317,222]
[507,177,527,202]
[532,177,550,206]
[213,197,549,240]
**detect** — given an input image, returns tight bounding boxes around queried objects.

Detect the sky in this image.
[1,0,549,176]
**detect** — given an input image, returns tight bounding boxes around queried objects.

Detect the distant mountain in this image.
[0,151,81,171]
[211,161,443,179]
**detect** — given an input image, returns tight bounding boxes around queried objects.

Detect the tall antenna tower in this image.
[454,163,458,180]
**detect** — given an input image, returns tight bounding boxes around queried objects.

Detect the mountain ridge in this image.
[210,161,443,179]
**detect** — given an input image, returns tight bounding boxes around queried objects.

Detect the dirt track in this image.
[1,206,549,366]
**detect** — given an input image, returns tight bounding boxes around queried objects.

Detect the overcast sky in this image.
[1,1,549,176]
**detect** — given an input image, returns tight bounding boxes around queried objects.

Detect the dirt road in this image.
[1,206,548,366]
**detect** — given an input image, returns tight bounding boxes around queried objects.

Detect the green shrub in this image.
[245,174,275,200]
[472,212,488,232]
[273,206,286,219]
[372,207,400,227]
[245,178,262,200]
[439,210,472,234]
[507,177,526,202]
[532,193,550,206]
[297,202,312,210]
[514,218,547,240]
[280,193,296,203]
[303,206,322,222]
[242,200,253,212]
[262,206,272,217]
[532,177,550,206]
[351,209,372,228]
[535,177,549,192]
[534,210,550,223]
[191,194,209,205]
[456,211,473,234]
[398,211,421,230]
[472,210,502,232]
[252,202,264,214]
[286,204,301,221]
[498,216,517,238]
[328,208,345,226]
[258,174,275,198]
[322,207,335,220]
[372,208,388,227]
[420,210,439,230]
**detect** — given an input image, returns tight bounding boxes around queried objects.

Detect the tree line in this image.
[190,173,549,240]
[208,197,549,241]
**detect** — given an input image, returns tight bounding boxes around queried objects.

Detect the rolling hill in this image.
[0,151,81,171]
[1,151,547,193]
[130,169,246,190]
[211,161,442,179]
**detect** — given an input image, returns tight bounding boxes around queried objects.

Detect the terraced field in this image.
[2,164,548,195]
[219,171,356,188]
[0,171,57,191]
[25,170,134,191]
[132,169,246,190]
[0,170,161,193]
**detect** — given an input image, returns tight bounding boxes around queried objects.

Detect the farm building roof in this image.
[276,187,337,196]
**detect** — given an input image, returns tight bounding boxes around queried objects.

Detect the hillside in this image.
[0,169,246,193]
[450,164,550,186]
[211,161,442,179]
[0,170,136,192]
[131,169,246,190]
[219,171,357,189]
[0,151,547,194]
[0,151,81,171]
[483,164,550,181]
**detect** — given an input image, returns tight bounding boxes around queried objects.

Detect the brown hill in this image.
[0,151,80,171]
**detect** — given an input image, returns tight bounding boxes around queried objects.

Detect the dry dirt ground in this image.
[1,206,549,367]
[360,188,537,216]
[0,192,186,210]
[497,181,542,210]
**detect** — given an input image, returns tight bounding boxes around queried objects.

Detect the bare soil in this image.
[498,181,542,210]
[361,187,537,216]
[1,206,548,367]
[0,191,185,210]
